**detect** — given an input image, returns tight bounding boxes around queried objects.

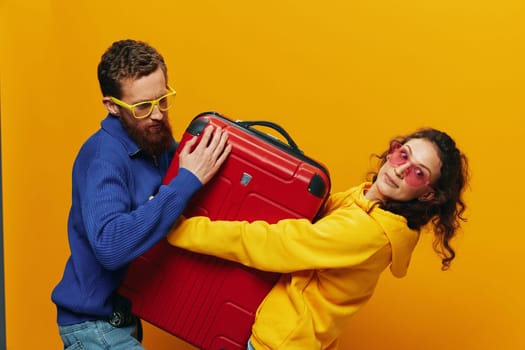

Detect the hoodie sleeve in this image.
[167,204,391,273]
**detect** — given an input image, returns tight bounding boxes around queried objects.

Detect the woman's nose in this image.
[394,163,411,178]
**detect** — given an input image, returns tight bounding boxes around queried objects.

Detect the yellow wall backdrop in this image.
[1,0,524,349]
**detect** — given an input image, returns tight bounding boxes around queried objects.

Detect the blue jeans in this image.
[58,320,144,350]
[247,339,255,350]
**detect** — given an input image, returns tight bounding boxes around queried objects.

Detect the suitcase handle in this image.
[236,120,303,154]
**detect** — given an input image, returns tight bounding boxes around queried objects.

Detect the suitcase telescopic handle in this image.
[236,120,303,154]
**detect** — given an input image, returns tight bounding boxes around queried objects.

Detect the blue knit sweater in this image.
[52,115,202,325]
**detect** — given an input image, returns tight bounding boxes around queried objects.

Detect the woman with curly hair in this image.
[168,127,469,350]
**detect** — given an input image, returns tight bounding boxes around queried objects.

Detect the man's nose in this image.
[149,105,164,120]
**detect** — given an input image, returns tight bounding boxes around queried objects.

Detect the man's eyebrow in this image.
[404,144,432,175]
[128,87,170,105]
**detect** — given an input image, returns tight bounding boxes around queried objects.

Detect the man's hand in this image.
[178,125,232,185]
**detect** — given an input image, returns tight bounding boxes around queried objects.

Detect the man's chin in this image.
[122,118,173,156]
[142,134,173,156]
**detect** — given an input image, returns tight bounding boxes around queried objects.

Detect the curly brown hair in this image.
[372,128,469,270]
[97,39,168,98]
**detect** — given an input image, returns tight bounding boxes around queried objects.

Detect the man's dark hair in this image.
[97,39,167,98]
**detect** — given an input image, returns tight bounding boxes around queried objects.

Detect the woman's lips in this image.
[384,173,398,188]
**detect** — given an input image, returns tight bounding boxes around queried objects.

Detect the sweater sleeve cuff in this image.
[167,167,203,198]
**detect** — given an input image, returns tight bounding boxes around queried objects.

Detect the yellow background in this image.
[1,0,524,349]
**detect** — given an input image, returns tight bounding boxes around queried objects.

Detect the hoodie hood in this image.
[352,183,420,278]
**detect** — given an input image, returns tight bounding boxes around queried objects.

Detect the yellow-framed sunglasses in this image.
[110,85,177,119]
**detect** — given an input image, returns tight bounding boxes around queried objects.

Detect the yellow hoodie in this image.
[167,182,419,349]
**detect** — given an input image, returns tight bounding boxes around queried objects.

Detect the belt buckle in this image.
[108,310,133,328]
[107,294,135,327]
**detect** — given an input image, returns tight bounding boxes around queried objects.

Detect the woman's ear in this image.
[102,97,119,116]
[418,190,435,202]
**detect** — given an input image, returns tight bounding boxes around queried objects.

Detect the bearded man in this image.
[52,39,231,349]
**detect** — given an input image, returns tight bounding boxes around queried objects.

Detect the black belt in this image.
[106,294,136,328]
[105,294,143,342]
[106,309,136,328]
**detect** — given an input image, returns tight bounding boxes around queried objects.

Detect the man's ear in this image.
[418,190,435,202]
[102,97,119,116]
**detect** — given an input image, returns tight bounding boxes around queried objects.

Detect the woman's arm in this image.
[167,205,389,273]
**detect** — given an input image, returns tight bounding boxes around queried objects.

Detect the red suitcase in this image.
[119,112,331,350]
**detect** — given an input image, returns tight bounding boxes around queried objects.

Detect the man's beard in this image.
[120,115,174,157]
